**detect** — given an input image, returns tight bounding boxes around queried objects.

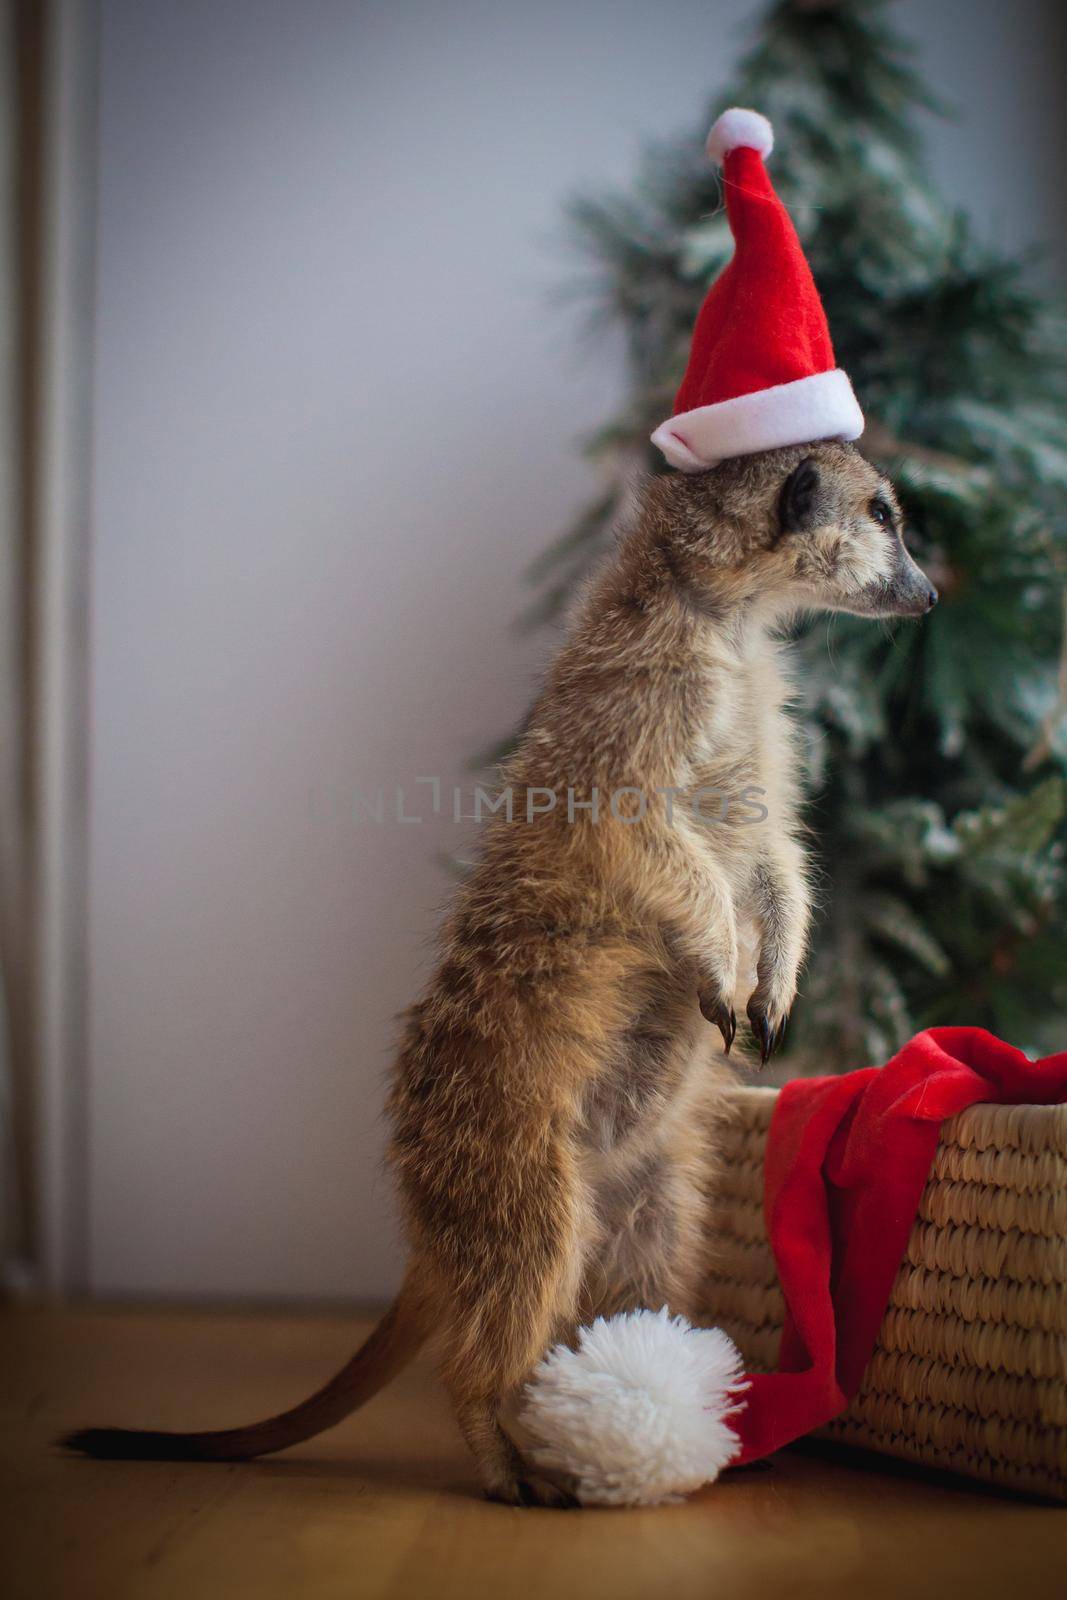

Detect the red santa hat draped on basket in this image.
[650,108,863,471]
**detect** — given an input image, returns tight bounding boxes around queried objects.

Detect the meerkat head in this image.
[656,441,937,622]
[768,442,937,619]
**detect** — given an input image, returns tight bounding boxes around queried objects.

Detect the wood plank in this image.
[1,1306,1064,1600]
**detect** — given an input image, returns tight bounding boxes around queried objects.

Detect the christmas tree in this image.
[518,0,1067,1067]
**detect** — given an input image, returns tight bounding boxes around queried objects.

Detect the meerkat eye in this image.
[869,496,894,528]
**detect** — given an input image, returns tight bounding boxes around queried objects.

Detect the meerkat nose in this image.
[925,586,939,611]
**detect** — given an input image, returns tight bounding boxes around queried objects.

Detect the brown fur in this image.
[63,443,934,1505]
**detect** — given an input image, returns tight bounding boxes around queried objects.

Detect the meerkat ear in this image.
[778,457,821,534]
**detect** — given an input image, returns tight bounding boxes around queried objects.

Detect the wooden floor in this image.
[2,1306,1064,1600]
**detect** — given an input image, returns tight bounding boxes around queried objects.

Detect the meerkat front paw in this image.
[745,994,789,1066]
[698,986,737,1054]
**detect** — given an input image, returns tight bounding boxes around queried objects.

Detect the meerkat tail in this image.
[60,1279,427,1462]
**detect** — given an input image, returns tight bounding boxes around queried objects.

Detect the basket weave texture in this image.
[700,1085,1067,1500]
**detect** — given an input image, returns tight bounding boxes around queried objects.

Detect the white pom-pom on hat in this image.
[705,107,774,164]
[518,1308,748,1507]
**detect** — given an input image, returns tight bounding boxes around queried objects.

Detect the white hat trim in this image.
[651,368,864,472]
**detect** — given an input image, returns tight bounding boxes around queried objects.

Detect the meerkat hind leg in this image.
[454,1396,577,1508]
[441,1183,587,1508]
[581,975,716,1323]
[585,1146,707,1323]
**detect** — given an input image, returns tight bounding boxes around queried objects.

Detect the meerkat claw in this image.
[747,1004,787,1066]
[699,992,736,1053]
[759,1015,788,1064]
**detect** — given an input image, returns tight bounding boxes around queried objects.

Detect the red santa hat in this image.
[651,108,863,471]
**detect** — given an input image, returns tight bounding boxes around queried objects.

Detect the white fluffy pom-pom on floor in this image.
[518,1308,748,1507]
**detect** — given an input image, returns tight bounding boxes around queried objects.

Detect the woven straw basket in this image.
[699,1085,1067,1500]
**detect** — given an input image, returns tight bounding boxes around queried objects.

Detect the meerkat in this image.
[65,441,936,1505]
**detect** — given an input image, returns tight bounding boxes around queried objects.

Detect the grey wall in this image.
[87,0,1066,1302]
